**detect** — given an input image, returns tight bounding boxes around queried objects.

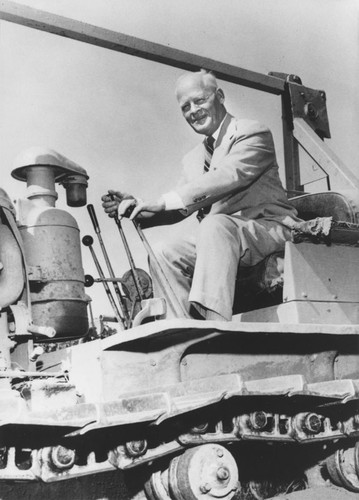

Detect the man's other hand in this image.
[102,190,166,220]
[119,197,166,220]
[101,189,134,218]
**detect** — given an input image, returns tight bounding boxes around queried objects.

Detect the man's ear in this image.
[216,88,225,103]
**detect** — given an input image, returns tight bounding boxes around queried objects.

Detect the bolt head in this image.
[249,411,268,431]
[50,445,76,470]
[304,413,322,434]
[125,439,147,457]
[200,482,211,494]
[305,102,319,120]
[216,466,230,481]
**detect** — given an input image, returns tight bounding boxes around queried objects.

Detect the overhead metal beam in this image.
[0,0,285,95]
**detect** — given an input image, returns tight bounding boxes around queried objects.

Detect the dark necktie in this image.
[203,135,215,172]
[197,135,215,222]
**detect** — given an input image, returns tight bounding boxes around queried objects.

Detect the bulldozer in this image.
[0,2,358,499]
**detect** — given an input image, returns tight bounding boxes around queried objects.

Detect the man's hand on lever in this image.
[101,190,131,218]
[102,189,165,221]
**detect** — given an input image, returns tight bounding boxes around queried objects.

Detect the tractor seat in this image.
[232,190,359,314]
[289,190,359,223]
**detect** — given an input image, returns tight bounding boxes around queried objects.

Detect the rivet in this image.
[200,483,211,494]
[301,292,308,298]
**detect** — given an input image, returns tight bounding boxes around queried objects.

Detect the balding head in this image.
[175,70,218,99]
[175,70,226,136]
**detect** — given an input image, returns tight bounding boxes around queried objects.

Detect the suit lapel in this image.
[183,114,237,180]
[211,114,236,170]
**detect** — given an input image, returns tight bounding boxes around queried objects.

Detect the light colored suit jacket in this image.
[176,113,298,227]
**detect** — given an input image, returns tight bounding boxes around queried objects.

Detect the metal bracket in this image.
[269,72,330,139]
[288,82,330,139]
[269,72,331,193]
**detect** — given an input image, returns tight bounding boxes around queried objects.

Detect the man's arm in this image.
[137,210,186,229]
[175,124,276,215]
[101,190,186,228]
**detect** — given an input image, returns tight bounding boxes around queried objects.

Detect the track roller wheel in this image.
[145,469,171,500]
[325,442,359,493]
[168,444,239,500]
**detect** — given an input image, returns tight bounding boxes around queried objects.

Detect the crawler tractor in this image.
[0,2,358,499]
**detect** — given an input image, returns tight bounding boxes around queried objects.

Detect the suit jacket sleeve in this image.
[175,121,276,215]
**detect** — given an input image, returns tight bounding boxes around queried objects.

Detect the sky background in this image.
[0,0,358,319]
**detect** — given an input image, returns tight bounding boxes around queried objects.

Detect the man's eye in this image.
[195,98,205,105]
[182,104,190,113]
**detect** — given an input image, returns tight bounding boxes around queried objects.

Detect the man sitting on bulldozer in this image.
[102,70,299,321]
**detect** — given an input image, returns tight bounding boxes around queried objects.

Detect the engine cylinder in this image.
[19,205,88,339]
[11,149,89,340]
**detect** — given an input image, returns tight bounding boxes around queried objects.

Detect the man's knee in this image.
[151,239,176,263]
[151,236,194,270]
[198,214,243,243]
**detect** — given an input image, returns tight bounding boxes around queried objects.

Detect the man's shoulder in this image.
[181,117,272,166]
[231,117,271,137]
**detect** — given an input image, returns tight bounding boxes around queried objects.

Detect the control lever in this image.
[109,196,145,303]
[87,204,130,326]
[82,235,125,329]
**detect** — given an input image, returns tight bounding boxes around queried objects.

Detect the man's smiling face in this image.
[176,74,226,136]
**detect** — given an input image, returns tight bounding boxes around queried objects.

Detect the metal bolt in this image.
[182,359,187,366]
[303,413,322,434]
[200,483,211,494]
[217,466,230,481]
[150,359,156,366]
[305,102,319,120]
[216,448,224,458]
[333,295,338,300]
[301,292,308,298]
[125,439,147,457]
[249,411,268,431]
[50,445,76,471]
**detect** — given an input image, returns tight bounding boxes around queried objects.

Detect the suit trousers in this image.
[150,214,292,320]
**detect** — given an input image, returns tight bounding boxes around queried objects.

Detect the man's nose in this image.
[189,101,201,113]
